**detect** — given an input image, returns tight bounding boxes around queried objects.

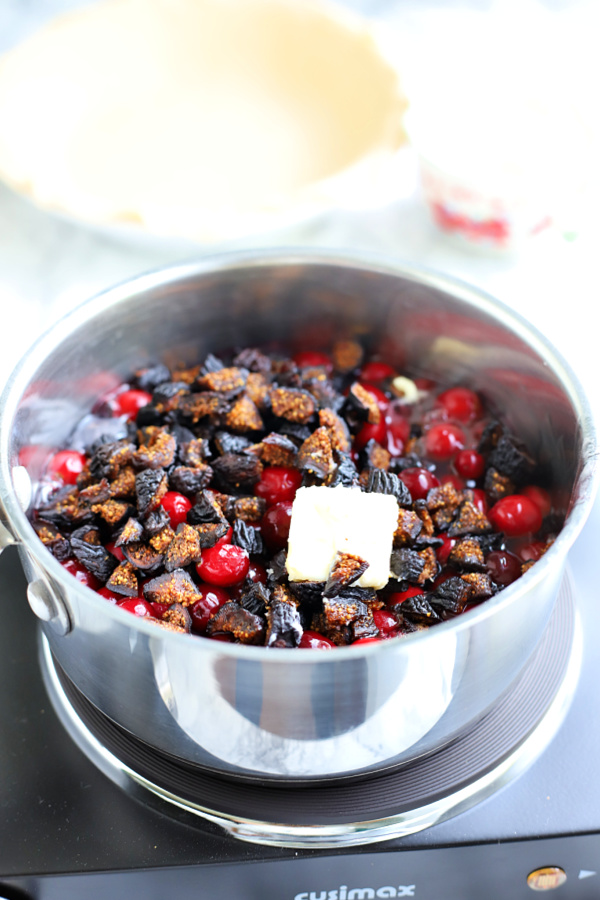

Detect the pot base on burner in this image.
[39,574,580,848]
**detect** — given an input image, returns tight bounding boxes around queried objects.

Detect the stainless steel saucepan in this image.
[0,249,596,783]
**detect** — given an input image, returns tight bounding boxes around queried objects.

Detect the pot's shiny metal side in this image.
[0,250,596,782]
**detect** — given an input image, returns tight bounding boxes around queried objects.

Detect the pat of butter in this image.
[286,485,398,589]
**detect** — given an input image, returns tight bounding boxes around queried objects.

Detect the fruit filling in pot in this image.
[27,340,565,648]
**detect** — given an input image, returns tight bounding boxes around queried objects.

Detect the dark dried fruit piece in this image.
[135,427,177,469]
[224,395,264,432]
[211,453,263,492]
[318,408,351,453]
[429,576,473,617]
[233,347,273,373]
[390,548,426,584]
[122,541,164,573]
[116,516,144,546]
[323,594,369,628]
[331,339,363,373]
[484,467,515,502]
[214,431,253,456]
[252,432,298,467]
[347,382,381,424]
[361,439,391,474]
[287,580,325,615]
[239,582,271,617]
[108,465,137,500]
[89,440,136,481]
[351,609,380,642]
[448,500,493,536]
[135,468,168,517]
[448,537,486,571]
[197,367,248,393]
[178,436,211,467]
[460,572,495,601]
[90,498,132,527]
[366,468,412,506]
[45,485,79,519]
[193,521,229,548]
[142,505,171,535]
[169,464,213,494]
[32,521,70,561]
[206,601,265,644]
[77,478,113,508]
[160,602,192,633]
[163,523,203,572]
[187,490,225,525]
[297,427,336,480]
[152,381,190,413]
[329,451,360,487]
[266,585,303,648]
[323,552,369,598]
[245,372,272,408]
[135,363,172,392]
[106,561,139,597]
[269,387,317,424]
[143,568,201,607]
[231,518,264,556]
[176,391,229,424]
[401,594,442,625]
[70,525,118,583]
[487,434,535,485]
[148,524,176,554]
[393,509,423,546]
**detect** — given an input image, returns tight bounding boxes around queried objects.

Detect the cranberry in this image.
[261,500,293,550]
[353,418,387,451]
[229,560,268,600]
[254,466,303,507]
[111,389,153,419]
[298,630,336,649]
[61,558,100,590]
[488,494,542,537]
[196,543,250,587]
[385,401,410,456]
[48,449,86,485]
[150,601,171,618]
[161,491,192,528]
[387,585,424,607]
[372,608,399,636]
[190,583,231,631]
[247,559,268,583]
[399,467,440,501]
[441,473,466,491]
[106,540,125,562]
[353,635,384,645]
[435,387,482,422]
[293,351,333,372]
[454,449,485,480]
[358,360,396,383]
[522,485,552,519]
[118,598,155,618]
[519,541,547,563]
[436,535,457,566]
[424,422,466,460]
[470,488,488,514]
[97,586,121,603]
[486,550,522,585]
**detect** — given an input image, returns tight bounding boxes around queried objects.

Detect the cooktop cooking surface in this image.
[2,537,600,899]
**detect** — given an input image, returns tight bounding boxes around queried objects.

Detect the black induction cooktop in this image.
[2,531,600,900]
